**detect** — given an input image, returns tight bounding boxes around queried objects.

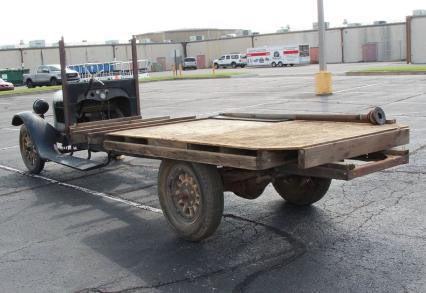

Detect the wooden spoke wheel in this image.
[273,175,331,206]
[158,160,224,241]
[19,125,45,174]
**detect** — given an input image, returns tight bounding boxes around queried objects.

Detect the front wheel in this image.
[158,160,224,241]
[19,125,45,174]
[231,62,237,68]
[273,175,331,206]
[214,63,219,69]
[50,78,58,86]
[271,62,277,67]
[278,62,283,67]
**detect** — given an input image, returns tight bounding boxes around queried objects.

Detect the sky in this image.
[1,0,425,46]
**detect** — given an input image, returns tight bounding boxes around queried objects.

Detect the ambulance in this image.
[246,45,310,67]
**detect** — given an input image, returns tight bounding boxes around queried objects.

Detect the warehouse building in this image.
[1,15,425,72]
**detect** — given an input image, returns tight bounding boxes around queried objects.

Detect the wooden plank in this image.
[256,150,297,170]
[71,116,170,134]
[103,141,260,170]
[279,151,408,180]
[69,115,142,130]
[70,117,197,145]
[348,153,409,179]
[103,117,199,138]
[147,138,188,149]
[279,163,352,180]
[107,119,407,151]
[298,127,409,168]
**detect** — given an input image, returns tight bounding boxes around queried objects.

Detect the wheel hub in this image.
[22,133,37,166]
[172,172,201,220]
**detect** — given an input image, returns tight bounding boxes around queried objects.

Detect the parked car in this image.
[182,57,197,70]
[213,54,247,69]
[0,78,14,91]
[23,64,80,88]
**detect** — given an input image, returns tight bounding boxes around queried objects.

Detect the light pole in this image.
[315,0,333,95]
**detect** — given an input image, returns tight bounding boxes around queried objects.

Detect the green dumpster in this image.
[0,68,30,86]
[151,63,164,72]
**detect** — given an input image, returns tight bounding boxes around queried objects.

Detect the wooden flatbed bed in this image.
[69,115,408,181]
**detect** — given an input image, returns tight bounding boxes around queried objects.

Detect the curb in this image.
[0,75,247,98]
[0,88,60,98]
[346,71,426,76]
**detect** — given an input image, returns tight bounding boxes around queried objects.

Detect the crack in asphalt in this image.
[380,92,426,106]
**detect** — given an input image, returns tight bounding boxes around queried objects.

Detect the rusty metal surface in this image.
[220,168,271,199]
[59,38,71,131]
[217,107,387,125]
[131,37,141,116]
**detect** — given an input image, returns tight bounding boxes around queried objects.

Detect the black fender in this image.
[12,111,60,160]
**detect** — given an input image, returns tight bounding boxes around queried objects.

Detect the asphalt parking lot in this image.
[0,63,425,292]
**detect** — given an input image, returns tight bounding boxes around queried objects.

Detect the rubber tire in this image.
[19,125,45,174]
[231,62,237,68]
[290,64,295,67]
[158,160,224,241]
[271,62,277,67]
[240,65,246,68]
[26,79,34,88]
[214,63,220,69]
[273,175,331,206]
[50,78,58,86]
[278,62,283,67]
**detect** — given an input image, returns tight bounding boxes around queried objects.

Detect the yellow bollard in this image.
[212,64,216,78]
[179,64,183,77]
[315,71,333,96]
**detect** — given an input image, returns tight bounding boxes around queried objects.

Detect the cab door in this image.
[36,66,50,83]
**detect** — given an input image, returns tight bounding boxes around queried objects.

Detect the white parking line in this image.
[0,146,18,151]
[0,164,163,214]
[0,128,20,131]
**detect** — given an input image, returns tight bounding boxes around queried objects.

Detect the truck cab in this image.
[23,64,80,87]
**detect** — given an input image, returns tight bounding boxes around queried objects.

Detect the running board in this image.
[46,154,107,171]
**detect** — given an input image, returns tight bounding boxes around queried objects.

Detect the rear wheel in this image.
[26,79,34,88]
[231,62,237,68]
[278,61,283,67]
[273,175,331,206]
[271,62,277,67]
[19,125,45,174]
[158,160,224,241]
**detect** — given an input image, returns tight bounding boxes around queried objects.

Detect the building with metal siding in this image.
[1,18,426,72]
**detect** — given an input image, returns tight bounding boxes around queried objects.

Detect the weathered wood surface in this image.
[298,127,409,168]
[103,141,259,169]
[70,116,169,134]
[69,115,142,130]
[280,150,409,180]
[107,119,408,151]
